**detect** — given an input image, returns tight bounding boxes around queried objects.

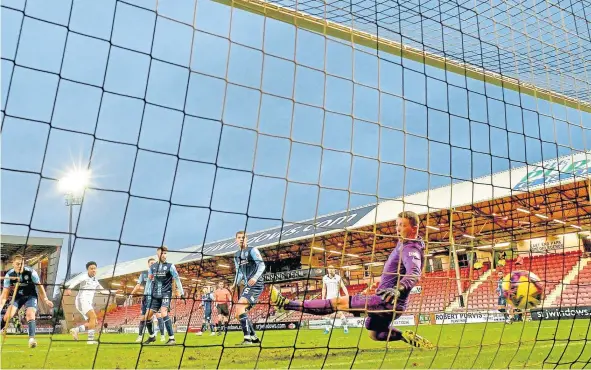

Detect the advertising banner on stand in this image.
[309,315,416,329]
[530,306,591,320]
[309,318,366,329]
[434,312,506,325]
[187,321,301,333]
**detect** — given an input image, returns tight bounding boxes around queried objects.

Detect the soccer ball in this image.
[502,270,543,310]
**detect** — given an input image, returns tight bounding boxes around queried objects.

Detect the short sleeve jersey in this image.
[233,247,265,285]
[323,274,342,299]
[137,271,150,296]
[75,275,105,303]
[202,293,213,311]
[148,262,179,299]
[3,267,40,298]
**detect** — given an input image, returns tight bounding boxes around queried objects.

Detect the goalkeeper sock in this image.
[201,323,206,332]
[163,316,174,338]
[375,329,403,342]
[210,323,215,332]
[239,313,250,338]
[146,321,155,337]
[157,317,165,335]
[138,320,146,336]
[342,317,348,330]
[27,320,36,338]
[285,299,335,315]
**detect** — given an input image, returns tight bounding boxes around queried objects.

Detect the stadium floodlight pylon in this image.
[213,0,591,112]
[58,169,91,281]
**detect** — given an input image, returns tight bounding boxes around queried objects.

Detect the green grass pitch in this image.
[1,320,590,369]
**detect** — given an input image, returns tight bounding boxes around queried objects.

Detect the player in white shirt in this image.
[322,266,349,334]
[65,261,113,344]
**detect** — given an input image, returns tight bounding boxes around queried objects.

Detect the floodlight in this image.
[58,169,90,195]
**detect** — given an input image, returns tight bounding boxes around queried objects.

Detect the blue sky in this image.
[1,0,590,283]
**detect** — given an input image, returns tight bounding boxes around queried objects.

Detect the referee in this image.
[214,281,232,335]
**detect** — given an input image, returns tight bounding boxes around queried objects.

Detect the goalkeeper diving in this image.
[271,211,434,349]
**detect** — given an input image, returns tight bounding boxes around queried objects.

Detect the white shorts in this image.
[75,299,94,320]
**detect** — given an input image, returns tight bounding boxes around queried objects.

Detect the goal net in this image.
[1,0,590,368]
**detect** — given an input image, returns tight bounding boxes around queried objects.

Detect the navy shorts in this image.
[240,281,264,307]
[149,295,171,312]
[12,296,38,311]
[141,296,149,315]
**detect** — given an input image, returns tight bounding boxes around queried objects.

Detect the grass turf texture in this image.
[1,320,590,369]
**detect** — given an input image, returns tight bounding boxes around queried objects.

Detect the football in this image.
[502,270,544,310]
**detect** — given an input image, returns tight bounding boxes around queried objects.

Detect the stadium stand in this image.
[460,251,582,311]
[96,250,588,331]
[551,258,591,307]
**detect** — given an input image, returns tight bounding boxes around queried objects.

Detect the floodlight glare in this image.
[59,169,90,195]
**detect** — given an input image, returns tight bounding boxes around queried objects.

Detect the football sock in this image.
[27,320,36,338]
[138,320,146,335]
[285,299,335,315]
[325,317,332,331]
[157,317,165,335]
[375,329,403,341]
[163,316,174,338]
[247,317,256,337]
[146,321,154,337]
[239,313,250,338]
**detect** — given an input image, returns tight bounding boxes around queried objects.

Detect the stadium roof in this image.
[1,235,63,263]
[65,151,591,288]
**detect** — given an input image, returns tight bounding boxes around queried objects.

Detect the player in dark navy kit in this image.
[231,230,266,345]
[496,270,514,324]
[130,257,166,342]
[143,246,185,346]
[271,211,434,349]
[1,254,54,348]
[197,287,216,336]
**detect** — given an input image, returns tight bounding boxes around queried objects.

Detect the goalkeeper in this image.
[271,211,434,349]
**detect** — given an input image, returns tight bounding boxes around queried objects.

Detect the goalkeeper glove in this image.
[376,287,404,304]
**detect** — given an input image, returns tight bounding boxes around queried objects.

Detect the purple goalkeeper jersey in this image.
[378,237,425,304]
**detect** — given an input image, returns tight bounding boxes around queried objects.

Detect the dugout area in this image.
[60,153,591,331]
